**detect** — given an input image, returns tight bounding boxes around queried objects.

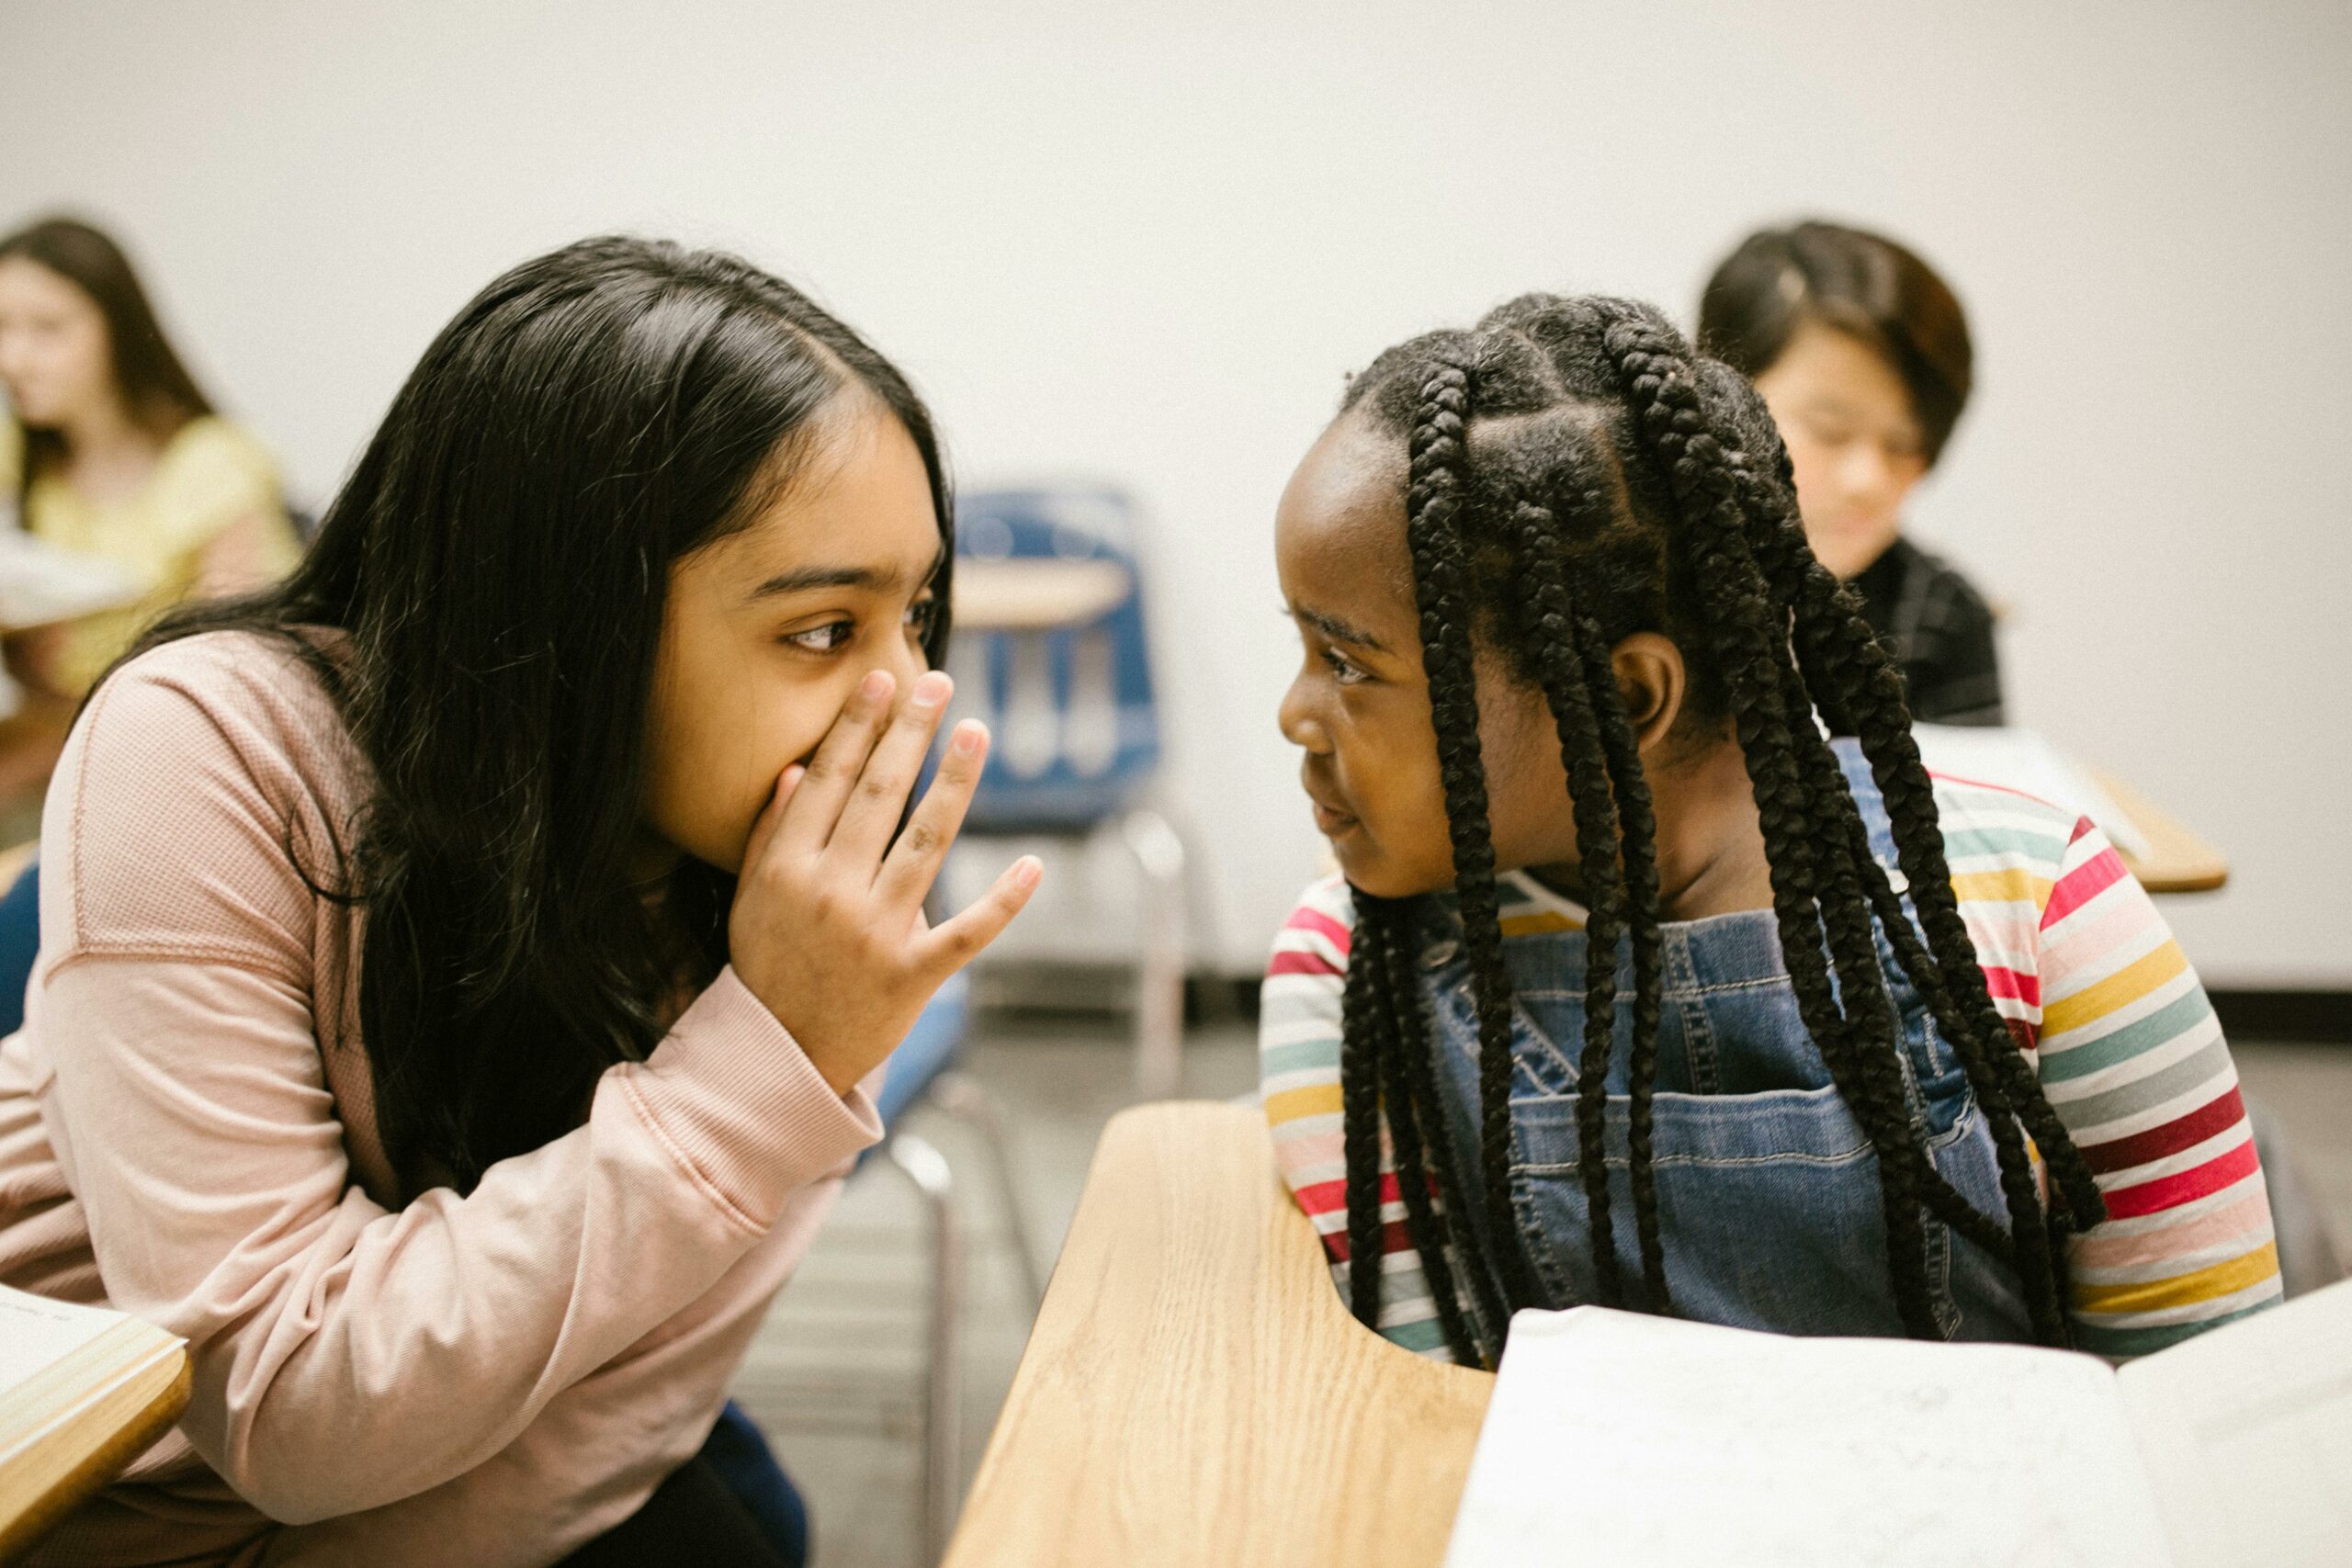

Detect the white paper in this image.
[0,530,142,632]
[0,1285,125,1399]
[1908,724,2153,862]
[2117,1279,2352,1568]
[1444,1306,2176,1568]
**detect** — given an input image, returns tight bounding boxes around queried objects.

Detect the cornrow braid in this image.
[1402,364,1540,1318]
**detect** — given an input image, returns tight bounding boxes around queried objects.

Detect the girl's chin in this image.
[1330,848,1450,903]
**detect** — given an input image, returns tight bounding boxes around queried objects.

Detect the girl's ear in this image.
[1610,632,1690,757]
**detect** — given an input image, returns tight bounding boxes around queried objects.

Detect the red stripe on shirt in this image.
[1267,948,1343,978]
[1283,905,1353,952]
[2078,1086,2247,1176]
[1979,964,2041,1008]
[1320,1216,1416,1264]
[2042,836,2129,929]
[2098,1136,2261,1220]
[1295,1170,1403,1217]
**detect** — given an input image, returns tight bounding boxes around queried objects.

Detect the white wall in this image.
[5,0,2346,985]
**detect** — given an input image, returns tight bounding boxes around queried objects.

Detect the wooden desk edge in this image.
[2087,768,2230,894]
[0,1348,190,1561]
[945,1101,1492,1568]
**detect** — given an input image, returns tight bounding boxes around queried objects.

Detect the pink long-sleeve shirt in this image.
[0,631,886,1565]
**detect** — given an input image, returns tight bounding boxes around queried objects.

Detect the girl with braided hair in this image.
[1261,295,2279,1371]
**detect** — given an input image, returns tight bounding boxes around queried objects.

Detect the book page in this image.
[0,1287,126,1400]
[1444,1306,2176,1568]
[2117,1279,2352,1568]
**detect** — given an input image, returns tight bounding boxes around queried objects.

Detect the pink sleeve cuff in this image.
[623,966,884,1232]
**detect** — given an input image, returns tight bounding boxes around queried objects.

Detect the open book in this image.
[1444,1280,2351,1568]
[0,1285,187,1556]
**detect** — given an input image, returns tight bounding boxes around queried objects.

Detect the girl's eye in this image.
[783,620,856,653]
[1320,647,1370,686]
[904,597,940,637]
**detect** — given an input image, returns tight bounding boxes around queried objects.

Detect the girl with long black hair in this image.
[0,236,1038,1564]
[1262,295,2277,1371]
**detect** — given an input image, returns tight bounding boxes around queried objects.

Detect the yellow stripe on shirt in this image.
[2042,940,2189,1037]
[2071,1241,2278,1314]
[1265,1082,1343,1125]
[1946,867,2054,910]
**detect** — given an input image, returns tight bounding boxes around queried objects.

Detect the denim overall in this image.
[1411,739,2033,1342]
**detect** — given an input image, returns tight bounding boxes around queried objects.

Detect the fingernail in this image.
[951,721,983,755]
[1013,855,1042,888]
[860,671,893,702]
[780,763,805,791]
[911,671,953,708]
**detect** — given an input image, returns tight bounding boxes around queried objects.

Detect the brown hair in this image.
[1698,220,1973,464]
[1,216,214,507]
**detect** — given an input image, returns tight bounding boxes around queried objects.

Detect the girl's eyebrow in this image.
[1288,602,1390,653]
[750,565,898,600]
[748,547,944,603]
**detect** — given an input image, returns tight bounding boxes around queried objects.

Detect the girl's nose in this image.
[886,625,929,689]
[1278,674,1330,753]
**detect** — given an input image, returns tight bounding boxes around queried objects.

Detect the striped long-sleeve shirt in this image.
[1261,771,2279,1361]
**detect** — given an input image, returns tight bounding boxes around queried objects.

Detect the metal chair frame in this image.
[871,1067,1045,1565]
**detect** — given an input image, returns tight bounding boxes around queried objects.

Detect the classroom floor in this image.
[732,1018,2352,1568]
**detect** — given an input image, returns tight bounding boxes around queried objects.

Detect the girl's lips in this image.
[1311,800,1359,836]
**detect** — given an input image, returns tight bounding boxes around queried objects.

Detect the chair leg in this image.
[928,1069,1047,1309]
[885,1130,962,1566]
[1120,807,1188,1100]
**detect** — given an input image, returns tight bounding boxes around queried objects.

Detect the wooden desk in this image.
[945,1102,1494,1568]
[2091,768,2229,894]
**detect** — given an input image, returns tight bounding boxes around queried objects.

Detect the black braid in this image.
[1561,574,1672,1314]
[1719,396,2101,1339]
[1402,364,1541,1317]
[1508,501,1644,1310]
[1356,897,1490,1366]
[1339,908,1390,1328]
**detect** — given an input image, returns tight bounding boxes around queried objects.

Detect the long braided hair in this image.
[1333,296,2104,1368]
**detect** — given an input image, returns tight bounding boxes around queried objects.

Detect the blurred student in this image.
[0,217,301,818]
[1700,220,2002,725]
[0,236,1039,1565]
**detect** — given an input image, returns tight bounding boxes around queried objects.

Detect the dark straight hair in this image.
[1330,295,2100,1368]
[1697,220,1973,464]
[1,216,216,513]
[124,235,955,1191]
